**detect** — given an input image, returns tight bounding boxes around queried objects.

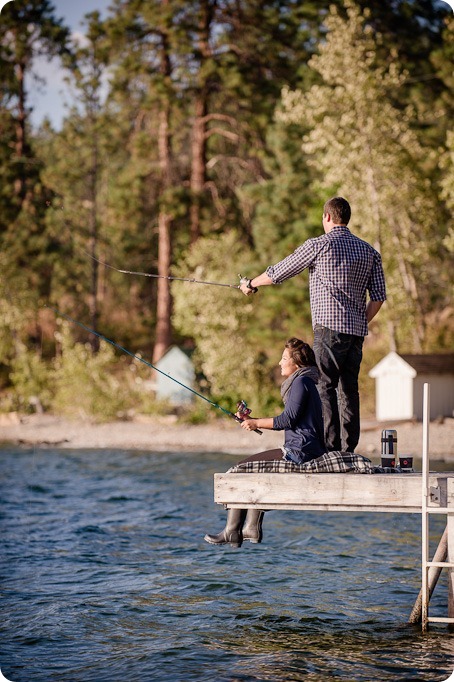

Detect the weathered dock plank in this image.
[214,472,453,513]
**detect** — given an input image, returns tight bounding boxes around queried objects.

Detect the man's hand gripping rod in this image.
[238,274,258,293]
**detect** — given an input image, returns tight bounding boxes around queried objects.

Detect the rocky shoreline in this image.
[0,412,453,462]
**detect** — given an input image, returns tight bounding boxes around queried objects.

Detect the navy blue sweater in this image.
[272,375,325,462]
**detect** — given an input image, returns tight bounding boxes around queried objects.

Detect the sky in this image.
[1,0,453,129]
[24,0,112,129]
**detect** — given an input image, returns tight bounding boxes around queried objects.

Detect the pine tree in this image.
[70,13,109,350]
[0,0,70,205]
[37,13,124,350]
[278,1,449,352]
[184,0,338,242]
[103,0,189,361]
[0,0,71,355]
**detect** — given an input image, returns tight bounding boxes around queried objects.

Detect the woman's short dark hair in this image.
[285,337,317,368]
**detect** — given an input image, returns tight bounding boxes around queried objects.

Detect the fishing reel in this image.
[238,275,258,293]
[236,400,263,434]
[236,399,252,420]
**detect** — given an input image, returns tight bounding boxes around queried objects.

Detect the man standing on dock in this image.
[240,196,386,453]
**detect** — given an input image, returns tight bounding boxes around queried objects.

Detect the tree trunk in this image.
[153,206,172,364]
[365,158,397,353]
[152,5,173,364]
[86,51,102,354]
[189,0,215,242]
[14,60,27,202]
[190,94,208,243]
[386,211,425,352]
[88,142,100,353]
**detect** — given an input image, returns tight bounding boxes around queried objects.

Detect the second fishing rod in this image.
[46,306,262,435]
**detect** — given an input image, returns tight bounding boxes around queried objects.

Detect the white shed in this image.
[368,351,454,421]
[155,346,195,405]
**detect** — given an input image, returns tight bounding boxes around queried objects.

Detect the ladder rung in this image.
[426,561,454,568]
[427,616,454,624]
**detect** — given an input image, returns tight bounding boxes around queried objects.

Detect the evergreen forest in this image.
[1,0,453,421]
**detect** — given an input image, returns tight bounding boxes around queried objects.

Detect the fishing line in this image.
[43,201,238,289]
[80,249,240,289]
[45,305,261,434]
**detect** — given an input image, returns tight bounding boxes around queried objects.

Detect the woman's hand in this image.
[240,418,258,431]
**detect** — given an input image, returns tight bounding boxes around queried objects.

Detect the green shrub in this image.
[51,323,131,421]
[172,231,276,413]
[9,343,52,412]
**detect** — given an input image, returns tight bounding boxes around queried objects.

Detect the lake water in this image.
[1,448,453,682]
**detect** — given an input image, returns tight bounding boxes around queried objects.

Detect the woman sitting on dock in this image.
[204,337,325,549]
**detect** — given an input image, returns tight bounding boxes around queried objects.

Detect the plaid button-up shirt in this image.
[266,226,386,337]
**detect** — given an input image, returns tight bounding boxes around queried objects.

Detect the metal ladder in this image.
[421,382,454,631]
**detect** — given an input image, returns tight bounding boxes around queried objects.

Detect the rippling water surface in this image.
[1,448,453,681]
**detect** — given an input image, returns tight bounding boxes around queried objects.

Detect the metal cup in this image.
[399,456,413,471]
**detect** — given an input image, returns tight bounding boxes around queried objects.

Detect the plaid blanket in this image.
[227,451,405,475]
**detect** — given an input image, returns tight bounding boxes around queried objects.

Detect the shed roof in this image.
[399,353,454,374]
[156,345,193,368]
[369,351,454,379]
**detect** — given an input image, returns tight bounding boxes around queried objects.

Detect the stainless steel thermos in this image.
[380,429,413,470]
[381,429,397,467]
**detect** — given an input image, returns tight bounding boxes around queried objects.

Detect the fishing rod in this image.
[45,305,262,435]
[81,250,241,289]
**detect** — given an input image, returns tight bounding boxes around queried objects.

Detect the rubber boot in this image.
[204,508,247,548]
[242,510,265,544]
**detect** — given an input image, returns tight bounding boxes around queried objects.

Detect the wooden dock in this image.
[214,471,454,514]
[212,384,454,631]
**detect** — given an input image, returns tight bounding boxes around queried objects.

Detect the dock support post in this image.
[421,383,430,633]
[448,479,454,624]
[419,383,454,631]
[408,526,447,623]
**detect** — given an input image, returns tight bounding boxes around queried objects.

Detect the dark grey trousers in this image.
[313,324,364,452]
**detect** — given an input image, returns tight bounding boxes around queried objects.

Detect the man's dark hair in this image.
[285,338,317,368]
[323,196,351,225]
